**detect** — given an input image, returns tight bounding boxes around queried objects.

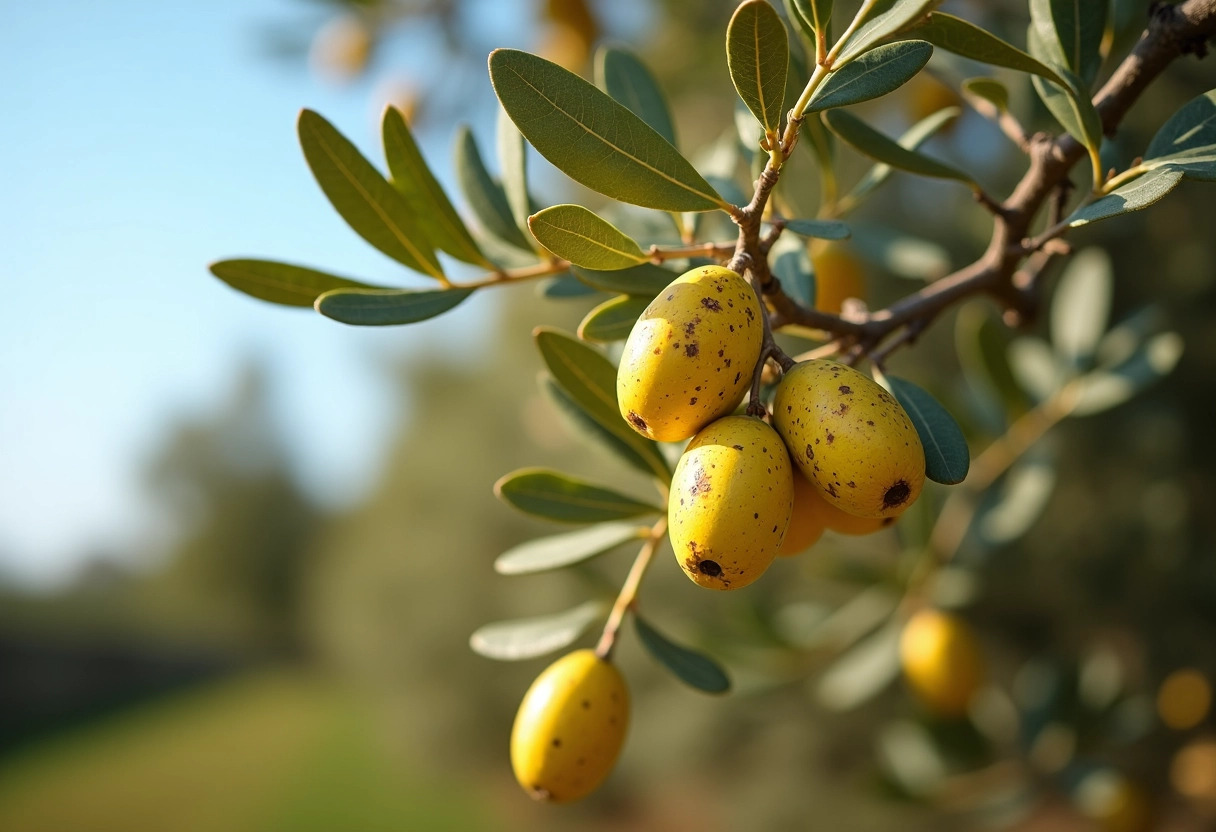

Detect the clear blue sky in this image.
[0,0,648,587]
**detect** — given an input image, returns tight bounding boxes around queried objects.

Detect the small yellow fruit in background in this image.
[899,609,984,717]
[669,416,793,589]
[1157,668,1212,730]
[511,649,629,803]
[773,360,925,518]
[809,242,867,315]
[617,266,763,442]
[780,471,900,555]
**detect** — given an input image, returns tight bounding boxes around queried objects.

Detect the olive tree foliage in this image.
[214,0,1215,815]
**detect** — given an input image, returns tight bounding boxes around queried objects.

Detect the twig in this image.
[649,241,737,263]
[456,257,571,289]
[595,518,668,660]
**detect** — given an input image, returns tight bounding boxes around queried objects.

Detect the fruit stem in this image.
[595,517,668,661]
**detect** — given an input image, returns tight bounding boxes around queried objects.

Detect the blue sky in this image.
[0,0,648,587]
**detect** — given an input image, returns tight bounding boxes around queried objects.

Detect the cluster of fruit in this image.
[510,266,980,803]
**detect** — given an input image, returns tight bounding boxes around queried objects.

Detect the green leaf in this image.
[1008,337,1066,402]
[770,233,815,308]
[884,376,970,484]
[493,468,663,523]
[315,287,474,326]
[497,107,533,240]
[495,522,645,575]
[955,304,1030,419]
[578,295,651,342]
[962,77,1010,112]
[527,205,648,269]
[539,375,668,478]
[453,125,534,252]
[595,46,678,147]
[807,40,933,113]
[978,455,1056,544]
[840,106,960,210]
[470,600,608,660]
[1144,89,1216,181]
[1051,247,1111,368]
[850,223,951,280]
[816,618,902,711]
[1026,25,1103,151]
[382,106,492,269]
[1030,0,1106,87]
[210,259,381,308]
[824,108,972,184]
[1071,332,1183,416]
[1066,166,1185,227]
[539,272,599,299]
[634,614,731,694]
[534,327,670,478]
[911,12,1064,85]
[781,217,851,239]
[727,0,789,134]
[572,264,677,299]
[836,0,939,65]
[297,109,444,280]
[489,49,725,212]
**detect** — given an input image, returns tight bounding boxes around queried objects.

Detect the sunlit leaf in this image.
[840,106,960,209]
[470,599,608,660]
[578,295,651,342]
[978,456,1056,544]
[496,107,533,239]
[490,49,725,212]
[788,0,834,45]
[885,376,970,484]
[595,46,678,147]
[210,259,382,308]
[539,375,669,478]
[494,468,663,523]
[911,12,1064,85]
[298,109,444,279]
[315,287,474,326]
[817,618,902,711]
[528,205,647,269]
[1051,247,1112,368]
[1065,166,1185,227]
[1143,89,1216,181]
[382,106,493,268]
[454,125,534,252]
[807,40,933,113]
[1029,0,1106,86]
[824,108,972,184]
[634,614,731,694]
[835,0,938,65]
[1026,26,1102,151]
[727,0,789,134]
[495,522,645,575]
[962,77,1010,112]
[1071,332,1183,416]
[780,217,851,239]
[1009,337,1066,402]
[572,264,677,299]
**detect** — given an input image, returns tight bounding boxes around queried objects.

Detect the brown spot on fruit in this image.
[627,411,648,432]
[826,483,839,498]
[733,371,741,383]
[552,739,562,748]
[826,432,834,444]
[884,480,911,509]
[700,297,722,311]
[806,444,814,460]
[839,385,852,394]
[744,307,755,320]
[689,397,698,405]
[685,342,699,357]
[689,467,711,497]
[833,404,849,415]
[733,444,744,451]
[697,559,722,577]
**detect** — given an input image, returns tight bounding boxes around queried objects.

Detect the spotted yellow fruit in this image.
[899,609,984,717]
[669,416,793,588]
[617,266,763,442]
[779,472,898,555]
[510,649,629,803]
[773,360,925,518]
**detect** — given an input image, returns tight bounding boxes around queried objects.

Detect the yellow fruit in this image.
[772,360,925,518]
[809,242,867,315]
[899,609,984,717]
[511,649,629,803]
[780,472,899,555]
[1157,668,1212,730]
[617,266,763,442]
[669,416,793,589]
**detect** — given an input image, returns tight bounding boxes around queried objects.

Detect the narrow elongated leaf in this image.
[497,107,532,238]
[1027,26,1103,151]
[490,49,725,212]
[210,259,381,307]
[1066,166,1185,227]
[884,376,970,484]
[824,108,972,183]
[596,46,677,147]
[470,600,608,660]
[781,217,851,239]
[528,205,647,269]
[770,233,816,308]
[495,522,645,575]
[817,618,902,711]
[534,327,670,478]
[1030,0,1106,86]
[494,468,663,523]
[1051,247,1111,368]
[911,12,1064,85]
[382,106,492,268]
[727,0,789,133]
[1143,89,1216,181]
[578,295,651,342]
[454,125,534,252]
[841,106,960,209]
[572,264,677,299]
[298,109,444,279]
[962,77,1010,112]
[807,40,933,113]
[1071,332,1183,416]
[634,615,731,694]
[315,287,474,326]
[1009,337,1066,401]
[540,375,669,478]
[836,0,939,65]
[978,457,1056,543]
